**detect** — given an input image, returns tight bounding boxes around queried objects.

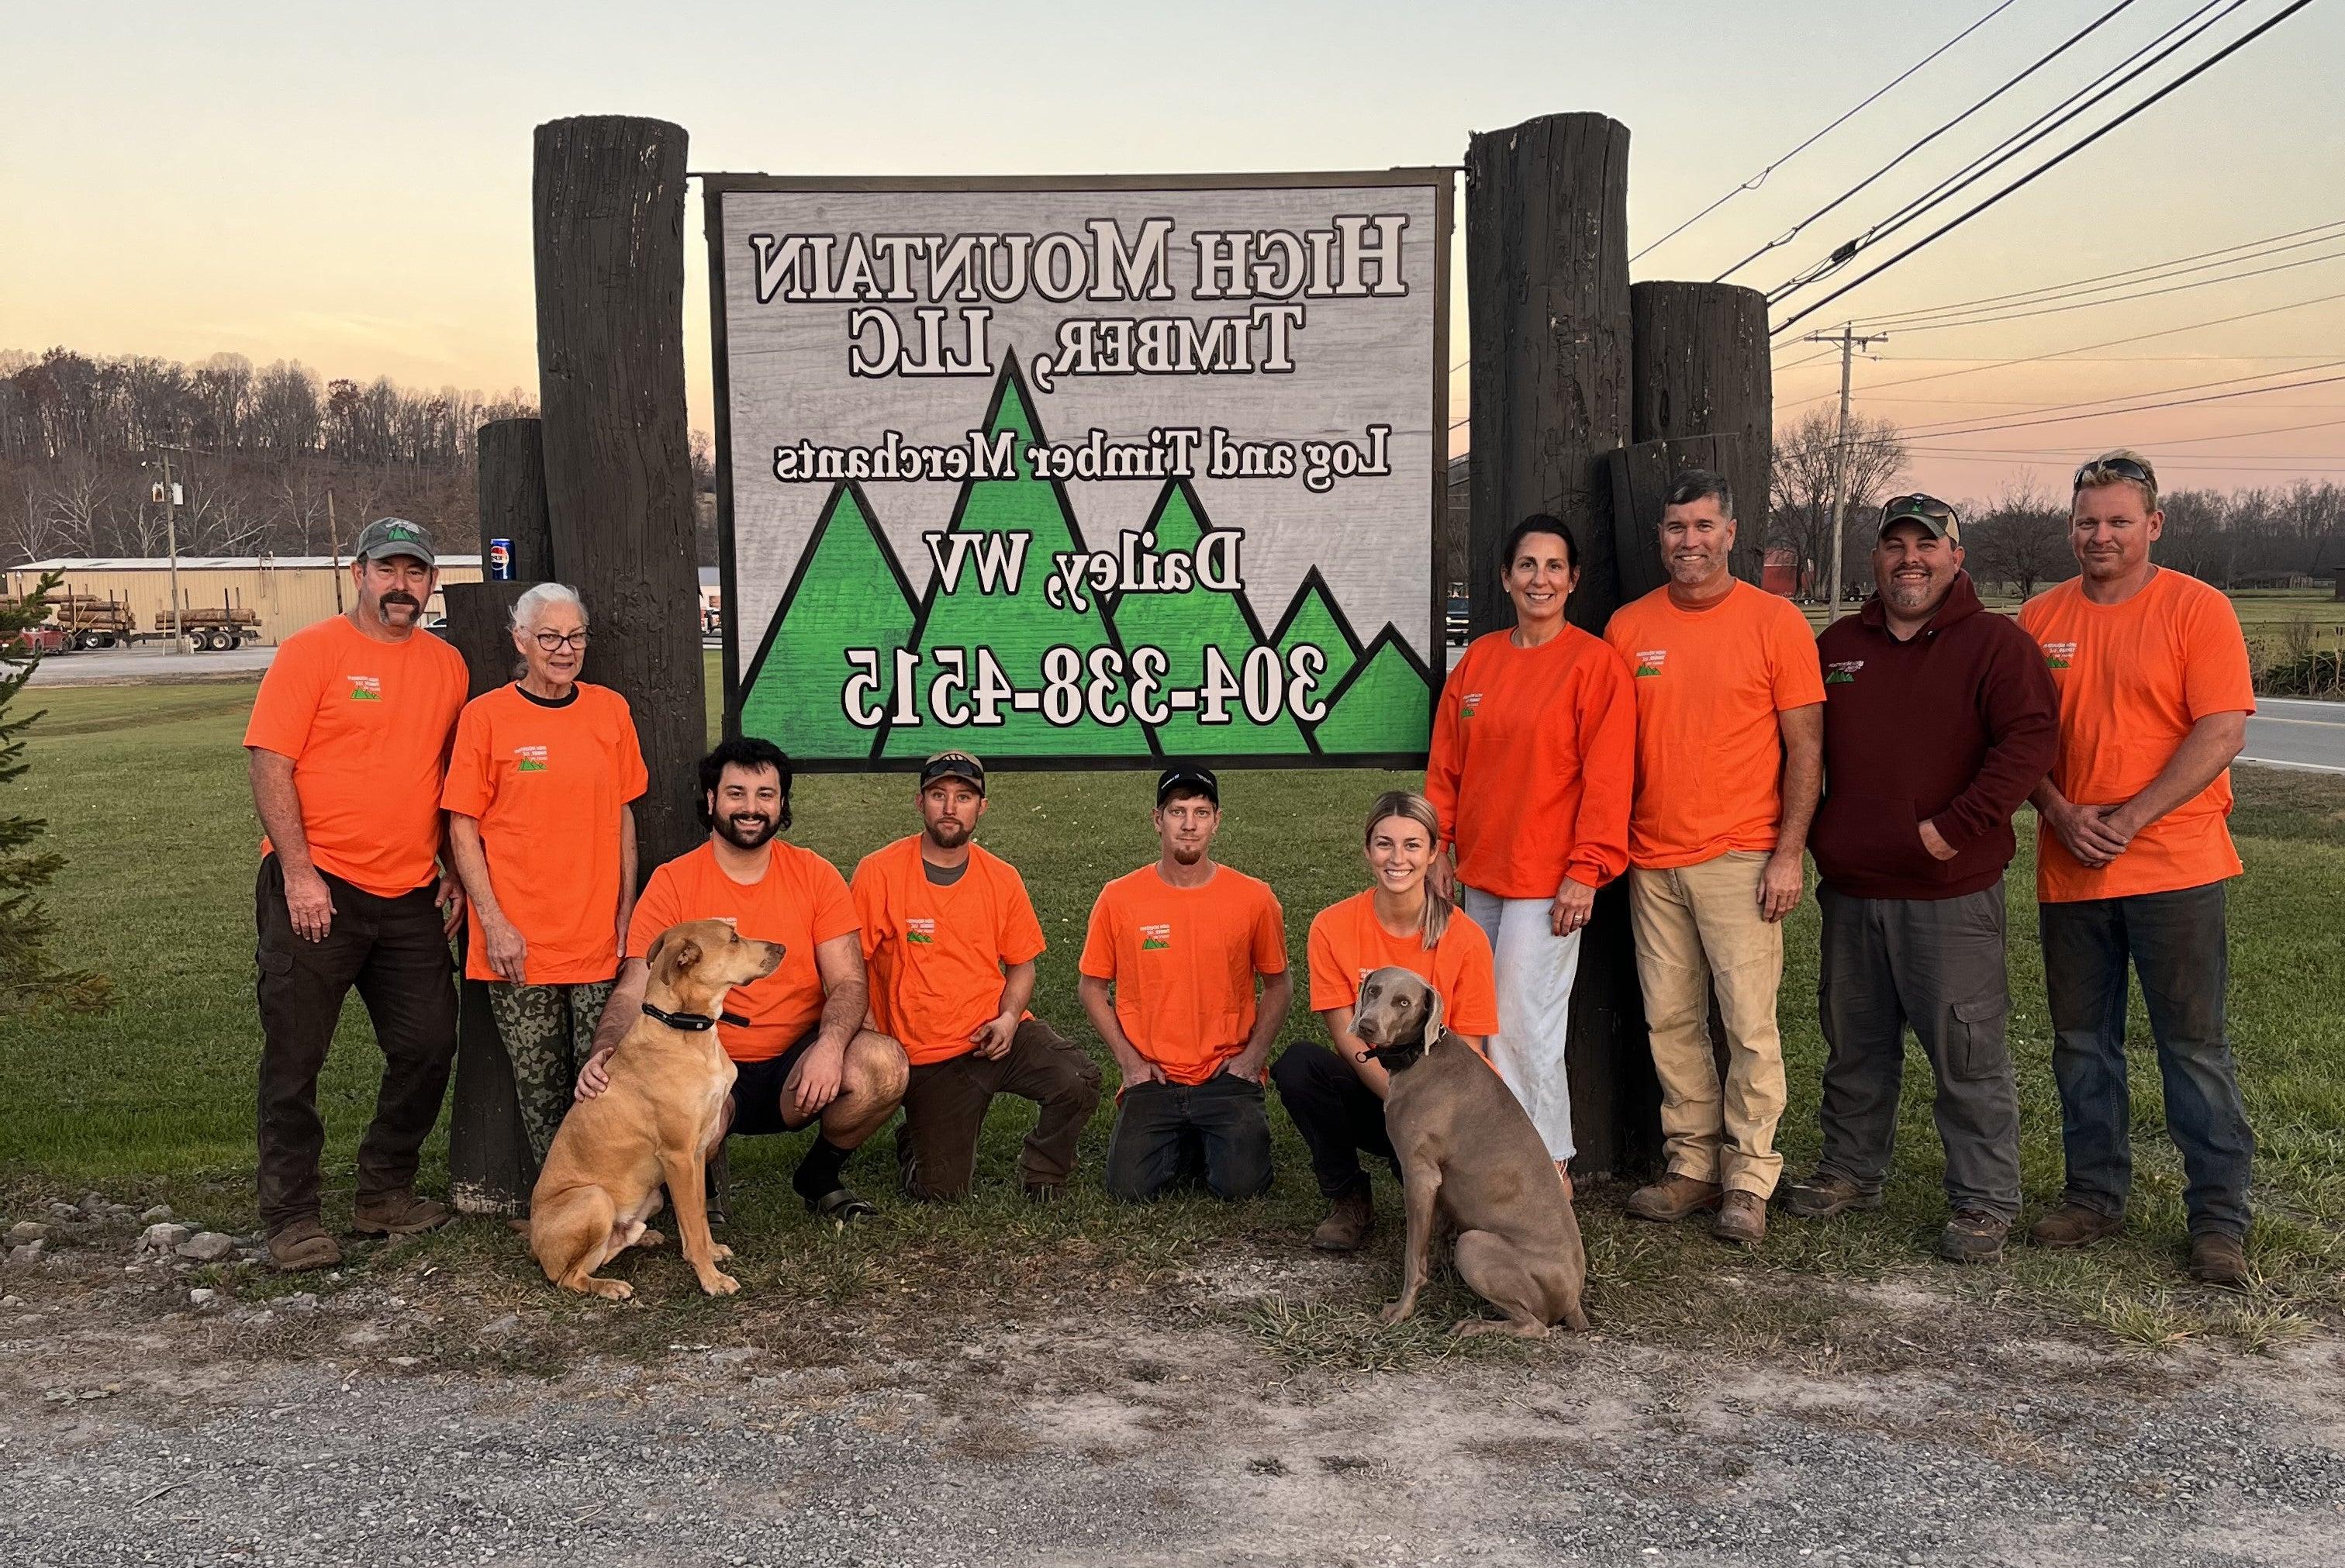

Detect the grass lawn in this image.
[5,674,2342,1354]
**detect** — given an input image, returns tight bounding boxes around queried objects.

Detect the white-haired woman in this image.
[442,582,648,1170]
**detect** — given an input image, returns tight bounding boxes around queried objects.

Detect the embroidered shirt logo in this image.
[2042,640,2077,671]
[1460,691,1483,720]
[1633,649,1666,679]
[1824,660,1863,686]
[514,744,549,772]
[906,917,936,945]
[346,675,382,702]
[1140,922,1172,952]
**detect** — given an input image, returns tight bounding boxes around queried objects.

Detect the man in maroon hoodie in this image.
[1785,494,2059,1264]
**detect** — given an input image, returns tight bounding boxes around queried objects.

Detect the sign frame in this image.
[703,168,1453,772]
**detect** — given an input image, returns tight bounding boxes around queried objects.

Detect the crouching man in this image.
[852,751,1102,1201]
[577,738,907,1222]
[1079,766,1290,1203]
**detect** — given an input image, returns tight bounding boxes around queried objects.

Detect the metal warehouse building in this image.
[5,555,487,645]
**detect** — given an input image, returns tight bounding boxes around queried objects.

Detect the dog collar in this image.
[642,1002,749,1032]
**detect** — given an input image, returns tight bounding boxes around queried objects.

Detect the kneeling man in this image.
[1079,766,1290,1203]
[853,751,1102,1200]
[578,738,907,1221]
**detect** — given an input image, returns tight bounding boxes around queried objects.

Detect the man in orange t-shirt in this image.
[575,738,908,1223]
[1604,469,1825,1249]
[442,582,648,1168]
[1079,766,1290,1203]
[2017,450,2257,1289]
[242,517,469,1270]
[852,751,1101,1202]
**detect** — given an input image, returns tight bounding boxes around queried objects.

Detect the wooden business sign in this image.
[705,171,1451,769]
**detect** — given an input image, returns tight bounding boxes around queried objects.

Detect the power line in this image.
[1766,0,2244,307]
[1712,0,2140,285]
[1880,245,2345,336]
[1894,371,2345,440]
[1629,0,2018,264]
[1899,360,2345,436]
[1771,0,2317,336]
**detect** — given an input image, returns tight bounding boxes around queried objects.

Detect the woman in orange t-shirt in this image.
[1270,791,1500,1252]
[1424,514,1634,1183]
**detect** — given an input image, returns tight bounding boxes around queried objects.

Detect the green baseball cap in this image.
[353,516,437,567]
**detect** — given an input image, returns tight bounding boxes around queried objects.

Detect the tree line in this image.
[1769,405,2345,600]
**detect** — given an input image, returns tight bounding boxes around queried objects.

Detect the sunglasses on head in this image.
[1880,495,1955,525]
[2075,455,2155,492]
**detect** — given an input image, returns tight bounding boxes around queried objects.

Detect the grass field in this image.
[5,673,2343,1353]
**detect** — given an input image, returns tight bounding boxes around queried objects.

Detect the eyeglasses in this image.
[530,630,590,651]
[2074,455,2156,492]
[1881,494,1956,527]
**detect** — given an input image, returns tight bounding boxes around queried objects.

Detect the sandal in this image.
[266,1217,344,1273]
[808,1187,877,1225]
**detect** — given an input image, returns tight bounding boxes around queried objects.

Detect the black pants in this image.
[1269,1041,1398,1201]
[895,1021,1103,1199]
[1815,883,2022,1220]
[1103,1074,1272,1202]
[254,855,458,1235]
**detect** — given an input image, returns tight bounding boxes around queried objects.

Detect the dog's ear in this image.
[659,934,703,983]
[1418,985,1445,1053]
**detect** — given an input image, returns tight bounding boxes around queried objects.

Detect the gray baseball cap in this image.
[353,516,437,567]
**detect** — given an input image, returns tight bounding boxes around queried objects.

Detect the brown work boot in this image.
[1309,1188,1376,1253]
[1783,1169,1882,1221]
[1938,1208,2010,1266]
[2027,1203,2123,1250]
[266,1217,343,1273]
[1625,1173,1723,1223]
[1712,1190,1767,1248]
[2188,1232,2250,1292]
[351,1191,453,1237]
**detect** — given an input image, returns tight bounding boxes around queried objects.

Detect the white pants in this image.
[1459,885,1583,1161]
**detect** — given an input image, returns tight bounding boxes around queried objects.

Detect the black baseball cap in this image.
[919,750,986,795]
[1878,493,1961,545]
[1155,765,1219,806]
[352,516,437,566]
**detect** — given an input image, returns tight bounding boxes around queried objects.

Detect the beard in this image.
[1167,841,1207,866]
[1886,575,1936,611]
[714,810,778,851]
[925,818,971,850]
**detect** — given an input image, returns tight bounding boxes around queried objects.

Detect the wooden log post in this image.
[1608,432,1749,603]
[475,418,555,580]
[1465,111,1653,1179]
[1628,281,1773,584]
[533,115,706,875]
[439,577,538,1216]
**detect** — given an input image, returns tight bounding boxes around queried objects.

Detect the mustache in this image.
[378,592,423,607]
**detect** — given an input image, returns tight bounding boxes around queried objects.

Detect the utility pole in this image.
[1803,325,1887,623]
[326,489,344,613]
[157,447,185,648]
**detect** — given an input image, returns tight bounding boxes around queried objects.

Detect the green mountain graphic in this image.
[1308,625,1435,757]
[1107,478,1303,756]
[740,483,915,759]
[1269,567,1362,741]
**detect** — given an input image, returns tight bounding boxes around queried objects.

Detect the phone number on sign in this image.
[841,644,1331,730]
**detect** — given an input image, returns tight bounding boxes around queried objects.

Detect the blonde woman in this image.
[1269,792,1499,1252]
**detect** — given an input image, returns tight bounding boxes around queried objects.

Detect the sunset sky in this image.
[8,0,2342,503]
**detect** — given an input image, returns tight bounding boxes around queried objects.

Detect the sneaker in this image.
[1783,1170,1883,1221]
[351,1191,452,1237]
[265,1217,343,1273]
[1624,1173,1723,1224]
[2188,1232,2250,1292]
[1308,1188,1375,1253]
[2026,1203,2123,1249]
[1712,1190,1767,1248]
[1938,1208,2010,1265]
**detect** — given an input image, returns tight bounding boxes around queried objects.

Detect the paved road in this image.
[29,644,276,686]
[2243,696,2345,775]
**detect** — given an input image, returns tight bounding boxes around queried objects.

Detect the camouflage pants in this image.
[486,979,615,1168]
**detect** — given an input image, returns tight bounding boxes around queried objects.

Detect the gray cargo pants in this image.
[1814,881,2022,1221]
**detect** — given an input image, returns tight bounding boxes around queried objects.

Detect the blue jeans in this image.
[2039,880,2253,1238]
[1103,1075,1273,1203]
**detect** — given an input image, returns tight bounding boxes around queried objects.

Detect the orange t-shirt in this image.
[1079,864,1287,1084]
[242,616,468,898]
[1306,892,1501,1039]
[2017,569,2256,903]
[1425,624,1635,897]
[851,836,1047,1066]
[441,682,648,984]
[627,840,859,1062]
[1604,581,1828,869]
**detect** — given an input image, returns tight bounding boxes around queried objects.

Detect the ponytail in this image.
[1363,790,1450,950]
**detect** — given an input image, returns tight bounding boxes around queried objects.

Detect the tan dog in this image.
[528,919,782,1300]
[1352,965,1590,1338]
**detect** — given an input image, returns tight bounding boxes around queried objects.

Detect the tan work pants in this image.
[1628,850,1787,1198]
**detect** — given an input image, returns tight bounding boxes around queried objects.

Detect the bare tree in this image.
[1963,479,2073,599]
[1769,406,1908,600]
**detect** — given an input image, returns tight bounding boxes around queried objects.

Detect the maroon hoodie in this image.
[1811,571,2060,900]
